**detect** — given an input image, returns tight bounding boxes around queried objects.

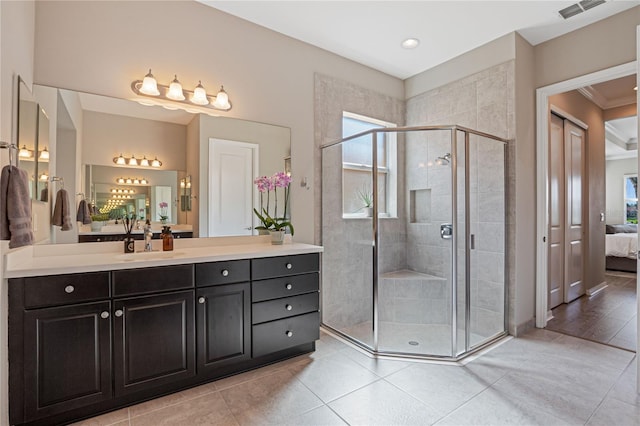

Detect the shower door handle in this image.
[440,223,453,240]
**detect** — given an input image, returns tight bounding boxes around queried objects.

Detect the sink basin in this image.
[116,251,186,261]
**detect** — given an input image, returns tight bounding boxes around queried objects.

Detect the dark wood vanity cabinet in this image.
[8,253,320,426]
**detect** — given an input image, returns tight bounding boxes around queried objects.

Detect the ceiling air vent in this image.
[559,0,606,19]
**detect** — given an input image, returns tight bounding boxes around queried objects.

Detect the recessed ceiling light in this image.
[401,38,420,49]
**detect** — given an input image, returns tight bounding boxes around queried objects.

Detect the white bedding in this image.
[606,233,638,259]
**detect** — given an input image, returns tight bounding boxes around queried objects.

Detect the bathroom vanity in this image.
[5,237,321,426]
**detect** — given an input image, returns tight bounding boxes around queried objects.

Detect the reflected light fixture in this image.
[151,157,162,167]
[128,156,138,166]
[113,154,162,167]
[140,156,150,167]
[39,147,49,161]
[18,145,32,158]
[131,69,232,111]
[115,154,126,165]
[116,177,149,185]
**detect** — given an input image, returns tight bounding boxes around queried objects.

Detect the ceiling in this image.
[202,0,640,79]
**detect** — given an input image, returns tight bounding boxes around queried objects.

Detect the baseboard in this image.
[546,310,554,321]
[512,318,535,337]
[587,281,608,297]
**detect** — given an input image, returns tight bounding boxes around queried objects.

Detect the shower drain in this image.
[408,341,420,346]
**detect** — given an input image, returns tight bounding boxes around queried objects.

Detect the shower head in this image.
[435,153,451,166]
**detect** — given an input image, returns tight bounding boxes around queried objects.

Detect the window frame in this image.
[623,173,638,224]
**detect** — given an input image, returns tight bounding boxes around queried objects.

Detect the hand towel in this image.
[76,199,92,224]
[40,186,48,202]
[52,188,73,231]
[0,165,34,248]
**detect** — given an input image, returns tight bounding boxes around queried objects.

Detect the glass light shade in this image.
[125,178,133,184]
[115,154,126,165]
[133,178,140,184]
[151,157,162,167]
[39,173,48,181]
[128,157,138,166]
[140,69,160,96]
[18,145,31,158]
[140,156,150,167]
[140,178,148,185]
[117,178,125,184]
[180,180,185,188]
[166,75,185,101]
[111,189,117,193]
[39,148,49,161]
[212,86,230,109]
[191,81,209,105]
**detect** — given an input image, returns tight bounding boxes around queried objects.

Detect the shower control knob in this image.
[221,269,229,277]
[285,283,293,290]
[100,311,109,319]
[285,331,293,337]
[286,263,292,270]
[64,285,75,294]
[286,304,293,311]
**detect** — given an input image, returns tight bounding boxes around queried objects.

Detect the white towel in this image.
[0,165,34,248]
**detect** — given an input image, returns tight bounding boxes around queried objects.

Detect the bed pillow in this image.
[606,224,638,234]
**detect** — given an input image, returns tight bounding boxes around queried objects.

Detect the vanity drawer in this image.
[112,264,194,297]
[22,272,111,309]
[252,273,319,302]
[252,292,319,324]
[195,260,250,287]
[251,254,319,280]
[252,311,320,358]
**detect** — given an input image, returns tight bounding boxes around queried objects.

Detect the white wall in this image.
[33,0,404,245]
[606,157,638,225]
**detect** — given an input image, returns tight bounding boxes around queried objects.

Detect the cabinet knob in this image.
[285,283,293,290]
[286,263,292,270]
[100,311,110,319]
[198,297,206,304]
[221,269,229,277]
[286,304,293,311]
[64,285,75,294]
[115,309,123,317]
[285,330,293,337]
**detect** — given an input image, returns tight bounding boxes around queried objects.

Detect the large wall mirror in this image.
[30,84,291,244]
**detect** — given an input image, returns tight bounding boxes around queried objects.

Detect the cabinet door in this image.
[197,282,251,374]
[113,291,195,396]
[23,301,112,421]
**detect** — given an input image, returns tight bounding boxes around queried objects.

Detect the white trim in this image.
[535,61,636,329]
[586,281,608,297]
[550,105,589,130]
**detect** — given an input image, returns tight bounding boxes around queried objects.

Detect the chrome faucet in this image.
[143,220,153,252]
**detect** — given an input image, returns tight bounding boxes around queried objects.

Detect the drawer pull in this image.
[286,304,293,311]
[285,283,293,290]
[100,311,110,319]
[64,285,75,294]
[286,263,292,270]
[198,297,206,304]
[221,269,229,277]
[286,330,293,337]
[115,309,123,317]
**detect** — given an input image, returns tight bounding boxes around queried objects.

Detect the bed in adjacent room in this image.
[605,224,638,273]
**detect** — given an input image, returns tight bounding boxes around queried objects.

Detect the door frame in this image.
[208,138,259,236]
[535,60,636,329]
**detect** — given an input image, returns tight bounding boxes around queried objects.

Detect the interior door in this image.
[208,139,258,236]
[548,113,585,308]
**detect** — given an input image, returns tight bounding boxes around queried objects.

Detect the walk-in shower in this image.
[321,125,508,360]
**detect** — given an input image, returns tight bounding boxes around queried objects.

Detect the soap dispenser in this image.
[162,225,173,251]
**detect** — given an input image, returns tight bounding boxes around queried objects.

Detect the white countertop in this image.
[4,236,323,278]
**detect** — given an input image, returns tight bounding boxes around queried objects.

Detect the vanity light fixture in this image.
[113,154,162,168]
[111,188,135,194]
[116,177,149,186]
[39,172,49,181]
[131,70,232,111]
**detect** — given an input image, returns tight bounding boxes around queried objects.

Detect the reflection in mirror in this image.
[33,84,291,243]
[17,79,38,199]
[36,107,50,201]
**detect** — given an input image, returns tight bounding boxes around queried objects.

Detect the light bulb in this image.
[212,86,230,109]
[140,69,160,96]
[166,75,185,101]
[115,154,126,165]
[191,81,209,105]
[39,147,49,161]
[151,157,162,167]
[140,156,150,167]
[128,156,138,166]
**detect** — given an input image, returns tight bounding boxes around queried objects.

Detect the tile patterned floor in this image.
[547,271,637,351]
[73,328,638,426]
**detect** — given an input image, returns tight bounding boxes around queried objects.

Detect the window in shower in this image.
[341,111,397,218]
